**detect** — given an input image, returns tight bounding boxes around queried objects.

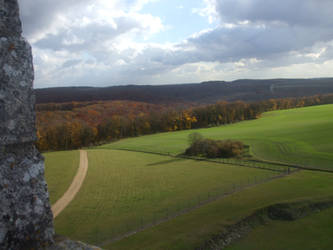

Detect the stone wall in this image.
[0,0,54,248]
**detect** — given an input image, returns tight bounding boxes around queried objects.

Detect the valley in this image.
[44,104,333,249]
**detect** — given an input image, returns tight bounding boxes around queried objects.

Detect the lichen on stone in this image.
[0,0,54,249]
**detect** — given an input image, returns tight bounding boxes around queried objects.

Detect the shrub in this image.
[185,137,244,158]
[188,132,204,145]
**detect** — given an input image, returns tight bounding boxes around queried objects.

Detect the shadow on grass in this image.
[147,158,187,167]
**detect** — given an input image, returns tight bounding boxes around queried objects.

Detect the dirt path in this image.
[51,150,88,219]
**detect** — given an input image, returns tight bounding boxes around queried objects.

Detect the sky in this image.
[18,0,333,88]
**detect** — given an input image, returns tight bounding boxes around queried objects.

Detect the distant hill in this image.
[35,78,333,104]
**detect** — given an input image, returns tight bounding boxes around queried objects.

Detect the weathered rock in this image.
[48,236,102,250]
[0,0,54,249]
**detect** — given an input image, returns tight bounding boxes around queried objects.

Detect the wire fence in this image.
[111,147,296,173]
[97,147,333,174]
[98,167,299,247]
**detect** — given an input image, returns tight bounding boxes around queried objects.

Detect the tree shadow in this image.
[147,158,187,167]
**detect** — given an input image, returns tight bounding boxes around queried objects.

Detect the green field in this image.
[101,104,333,170]
[44,150,79,204]
[45,105,333,249]
[54,149,277,244]
[108,170,333,250]
[227,206,333,250]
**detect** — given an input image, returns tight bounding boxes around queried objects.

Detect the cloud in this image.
[18,0,162,40]
[183,24,333,64]
[214,0,333,27]
[18,0,94,40]
[17,0,333,87]
[163,0,333,74]
[33,17,143,52]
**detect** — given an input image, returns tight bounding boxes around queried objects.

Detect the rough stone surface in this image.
[48,236,102,250]
[0,0,54,249]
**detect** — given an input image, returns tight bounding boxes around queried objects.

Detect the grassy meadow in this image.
[108,170,333,250]
[226,206,333,250]
[44,150,79,204]
[100,104,333,170]
[44,104,333,249]
[53,149,277,244]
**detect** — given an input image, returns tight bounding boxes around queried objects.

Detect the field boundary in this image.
[105,148,333,174]
[103,148,295,173]
[246,157,333,174]
[198,198,333,250]
[51,150,88,218]
[100,169,300,247]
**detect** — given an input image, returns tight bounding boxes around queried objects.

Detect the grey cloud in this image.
[34,17,140,52]
[151,0,333,67]
[46,20,333,86]
[18,0,92,38]
[62,59,81,68]
[215,0,333,26]
[183,24,333,63]
[21,0,333,87]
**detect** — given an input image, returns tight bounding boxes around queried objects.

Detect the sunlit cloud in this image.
[18,0,333,88]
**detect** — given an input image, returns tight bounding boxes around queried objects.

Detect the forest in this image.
[35,78,333,104]
[36,94,333,151]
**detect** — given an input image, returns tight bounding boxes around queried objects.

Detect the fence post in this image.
[153,212,155,225]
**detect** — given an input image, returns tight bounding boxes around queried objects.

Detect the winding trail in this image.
[51,150,88,219]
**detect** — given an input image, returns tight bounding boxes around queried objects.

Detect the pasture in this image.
[109,170,333,250]
[101,104,333,170]
[53,149,276,244]
[44,104,333,249]
[44,150,79,204]
[227,206,333,250]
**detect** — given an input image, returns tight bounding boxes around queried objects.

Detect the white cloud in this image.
[192,0,218,24]
[17,0,333,87]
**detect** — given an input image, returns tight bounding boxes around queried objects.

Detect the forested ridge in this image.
[36,94,333,151]
[35,78,333,105]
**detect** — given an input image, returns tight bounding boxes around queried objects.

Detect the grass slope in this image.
[101,104,333,170]
[53,149,276,244]
[227,206,333,250]
[109,171,333,250]
[45,105,333,249]
[44,150,79,204]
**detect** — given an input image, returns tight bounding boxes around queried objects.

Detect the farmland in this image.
[44,150,79,204]
[227,206,333,250]
[44,104,333,249]
[108,170,333,250]
[101,104,333,170]
[53,149,277,244]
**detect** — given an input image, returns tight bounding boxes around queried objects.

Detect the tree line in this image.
[36,94,333,151]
